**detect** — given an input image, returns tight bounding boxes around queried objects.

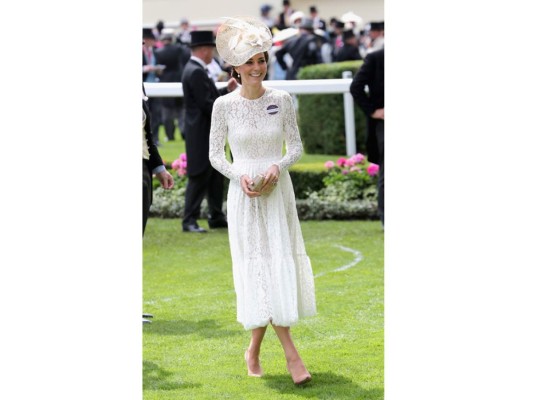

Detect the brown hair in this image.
[231,52,270,84]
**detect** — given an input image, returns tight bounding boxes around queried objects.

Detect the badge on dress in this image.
[266,104,279,115]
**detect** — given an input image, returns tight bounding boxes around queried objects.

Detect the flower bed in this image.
[150,153,379,220]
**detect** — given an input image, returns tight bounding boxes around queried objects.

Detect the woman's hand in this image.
[240,174,262,198]
[240,165,280,198]
[256,164,280,195]
[263,164,280,186]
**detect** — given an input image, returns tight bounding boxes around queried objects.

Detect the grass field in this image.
[143,218,384,399]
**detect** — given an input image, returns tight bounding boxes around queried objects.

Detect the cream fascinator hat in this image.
[216,16,273,67]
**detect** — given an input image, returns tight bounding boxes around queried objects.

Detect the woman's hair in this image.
[231,51,270,84]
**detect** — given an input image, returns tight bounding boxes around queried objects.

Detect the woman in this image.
[209,16,316,385]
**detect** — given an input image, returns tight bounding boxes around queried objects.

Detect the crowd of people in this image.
[143,2,385,103]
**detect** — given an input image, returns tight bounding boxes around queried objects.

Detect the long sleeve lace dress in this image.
[209,87,316,330]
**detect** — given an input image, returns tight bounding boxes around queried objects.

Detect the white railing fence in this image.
[144,71,357,155]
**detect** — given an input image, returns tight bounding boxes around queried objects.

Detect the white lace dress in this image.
[209,87,316,330]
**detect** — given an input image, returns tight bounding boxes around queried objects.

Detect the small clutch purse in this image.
[248,174,265,192]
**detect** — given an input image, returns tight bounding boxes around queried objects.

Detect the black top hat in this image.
[342,30,356,41]
[143,28,156,40]
[369,21,384,31]
[189,30,216,47]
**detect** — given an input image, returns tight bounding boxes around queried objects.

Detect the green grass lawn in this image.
[154,127,345,170]
[143,218,384,399]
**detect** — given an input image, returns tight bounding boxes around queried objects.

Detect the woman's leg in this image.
[245,326,267,377]
[271,325,311,384]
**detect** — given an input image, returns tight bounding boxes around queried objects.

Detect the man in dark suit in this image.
[334,30,362,62]
[309,5,327,30]
[143,84,174,235]
[143,83,174,323]
[181,31,238,233]
[143,28,164,146]
[276,0,294,30]
[350,48,385,226]
[155,33,191,140]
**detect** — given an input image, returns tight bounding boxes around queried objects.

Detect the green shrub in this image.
[291,153,379,220]
[289,169,328,198]
[152,170,188,191]
[150,161,378,220]
[296,194,378,220]
[318,154,379,202]
[297,61,367,155]
[149,186,186,218]
[149,186,227,219]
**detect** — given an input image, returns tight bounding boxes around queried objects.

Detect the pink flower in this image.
[350,166,362,173]
[367,163,380,176]
[172,154,188,175]
[337,157,347,167]
[324,160,335,169]
[341,170,348,175]
[171,159,181,170]
[354,153,365,164]
[345,157,355,167]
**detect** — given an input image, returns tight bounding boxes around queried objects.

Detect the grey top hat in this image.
[299,18,314,31]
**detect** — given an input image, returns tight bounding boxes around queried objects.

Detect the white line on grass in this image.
[314,245,363,278]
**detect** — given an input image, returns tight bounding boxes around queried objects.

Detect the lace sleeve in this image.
[276,92,303,173]
[209,98,242,182]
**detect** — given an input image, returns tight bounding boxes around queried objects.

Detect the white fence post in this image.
[342,71,356,156]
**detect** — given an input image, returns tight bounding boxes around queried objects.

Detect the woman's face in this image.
[235,52,268,85]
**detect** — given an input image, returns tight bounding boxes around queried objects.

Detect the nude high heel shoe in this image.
[287,360,312,385]
[244,350,263,377]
